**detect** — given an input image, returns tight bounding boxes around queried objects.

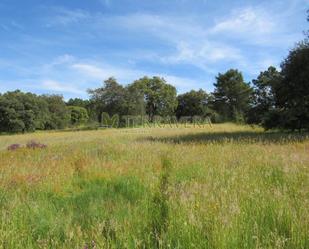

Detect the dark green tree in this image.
[267,41,309,130]
[125,84,146,116]
[176,89,212,118]
[247,66,281,124]
[88,77,127,121]
[66,98,89,108]
[42,95,70,129]
[0,90,49,132]
[213,69,252,122]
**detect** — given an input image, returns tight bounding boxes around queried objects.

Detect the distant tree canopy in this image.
[247,66,281,125]
[0,91,69,132]
[87,76,177,122]
[88,77,127,121]
[176,89,211,118]
[265,41,309,131]
[129,76,177,120]
[66,98,90,109]
[213,69,252,122]
[67,106,89,125]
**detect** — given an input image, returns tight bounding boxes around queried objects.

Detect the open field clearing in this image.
[0,124,308,248]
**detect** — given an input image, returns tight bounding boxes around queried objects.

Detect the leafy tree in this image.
[0,96,25,132]
[247,66,281,124]
[0,90,49,132]
[125,85,146,116]
[256,10,309,131]
[88,77,127,121]
[42,95,70,129]
[176,89,212,118]
[67,106,89,125]
[66,98,97,122]
[213,69,252,122]
[67,98,89,108]
[130,76,177,121]
[267,41,309,130]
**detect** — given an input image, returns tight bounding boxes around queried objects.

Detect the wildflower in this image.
[7,144,22,151]
[26,140,47,149]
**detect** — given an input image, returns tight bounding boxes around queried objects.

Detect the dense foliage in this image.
[213,69,252,123]
[0,91,58,132]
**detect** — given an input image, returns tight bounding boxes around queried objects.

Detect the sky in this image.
[0,0,308,99]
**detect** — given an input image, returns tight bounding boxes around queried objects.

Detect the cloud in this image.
[3,1,306,99]
[210,6,302,47]
[162,41,244,71]
[41,80,84,94]
[100,11,283,73]
[41,5,301,77]
[46,8,90,27]
[71,62,200,91]
[211,7,275,35]
[71,64,109,79]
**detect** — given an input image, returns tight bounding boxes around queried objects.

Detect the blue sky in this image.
[0,0,308,99]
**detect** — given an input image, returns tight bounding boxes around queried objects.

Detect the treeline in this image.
[1,12,308,133]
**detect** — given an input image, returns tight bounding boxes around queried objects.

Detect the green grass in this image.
[0,124,308,248]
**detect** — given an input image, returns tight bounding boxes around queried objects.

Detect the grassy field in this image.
[0,124,308,249]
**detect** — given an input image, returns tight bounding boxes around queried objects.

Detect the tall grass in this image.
[0,124,308,248]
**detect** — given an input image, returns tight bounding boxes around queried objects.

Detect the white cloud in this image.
[162,41,244,70]
[211,7,275,35]
[41,80,84,94]
[46,8,90,27]
[42,5,300,77]
[210,6,302,47]
[4,1,306,98]
[102,11,282,72]
[71,64,109,79]
[71,61,202,91]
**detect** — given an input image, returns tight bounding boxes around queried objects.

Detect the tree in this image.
[66,98,97,122]
[268,41,309,130]
[0,90,49,133]
[42,95,70,129]
[176,89,212,118]
[213,69,252,122]
[67,98,89,108]
[129,76,177,121]
[88,77,127,121]
[259,10,309,131]
[124,84,146,116]
[0,96,25,132]
[247,66,281,124]
[67,106,89,125]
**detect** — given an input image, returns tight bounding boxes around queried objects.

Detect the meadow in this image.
[0,123,308,249]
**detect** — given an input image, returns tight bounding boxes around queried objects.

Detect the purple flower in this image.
[7,144,22,151]
[26,140,47,149]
